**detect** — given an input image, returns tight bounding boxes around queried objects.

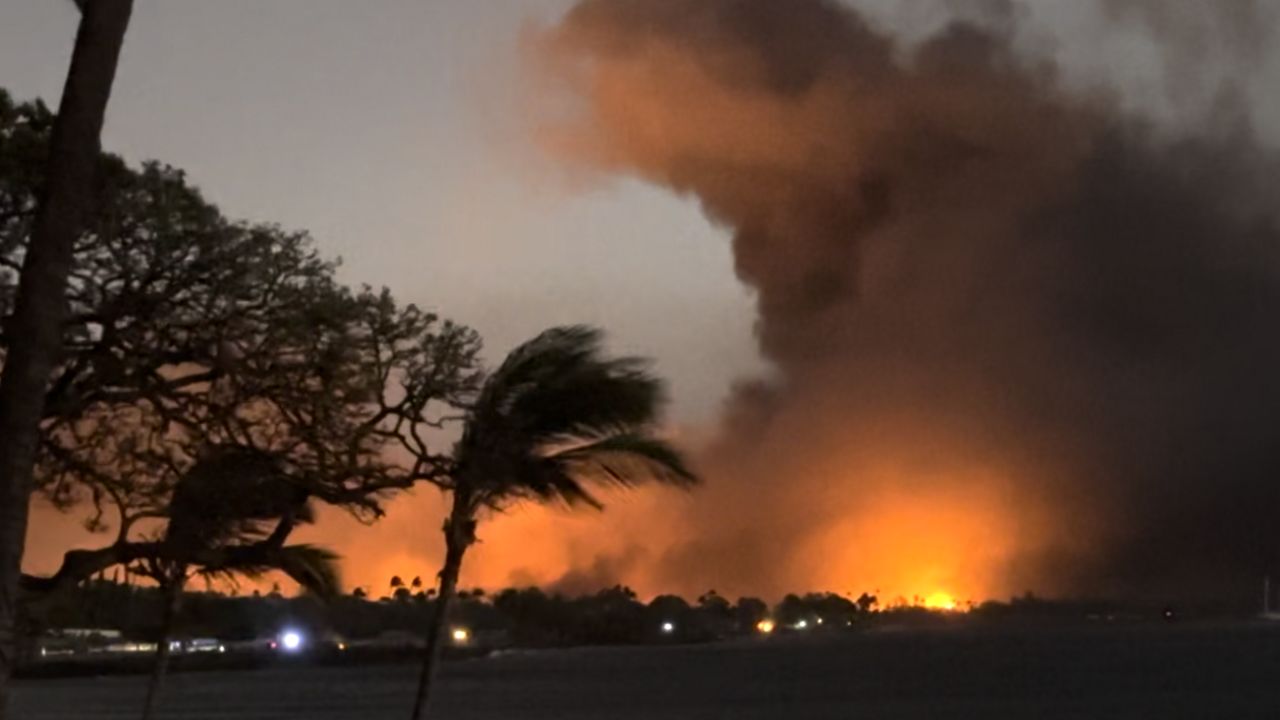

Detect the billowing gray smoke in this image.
[536,0,1280,605]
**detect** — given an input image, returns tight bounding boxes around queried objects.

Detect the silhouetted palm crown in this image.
[453,326,695,513]
[162,447,339,594]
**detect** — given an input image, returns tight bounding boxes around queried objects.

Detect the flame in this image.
[806,458,1039,606]
[924,592,958,611]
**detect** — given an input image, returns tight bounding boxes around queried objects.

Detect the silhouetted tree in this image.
[411,576,423,590]
[733,597,769,631]
[390,576,405,590]
[648,594,692,633]
[130,448,340,720]
[775,594,808,626]
[0,3,132,710]
[0,92,481,595]
[409,326,698,719]
[697,590,731,616]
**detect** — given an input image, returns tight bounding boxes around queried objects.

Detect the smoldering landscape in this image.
[15,623,1280,719]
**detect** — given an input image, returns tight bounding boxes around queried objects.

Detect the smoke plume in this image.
[533,0,1280,605]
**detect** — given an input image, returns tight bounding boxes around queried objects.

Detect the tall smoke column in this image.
[534,0,1280,604]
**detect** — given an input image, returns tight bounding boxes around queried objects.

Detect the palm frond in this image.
[214,544,342,597]
[166,447,307,551]
[551,433,696,498]
[467,325,663,446]
[456,325,699,511]
[483,434,697,510]
[274,544,342,597]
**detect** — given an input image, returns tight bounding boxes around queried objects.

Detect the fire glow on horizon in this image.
[309,450,1041,607]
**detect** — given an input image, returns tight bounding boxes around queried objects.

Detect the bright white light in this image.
[280,630,303,652]
[451,628,470,643]
[815,617,824,625]
[660,621,675,634]
[795,619,808,630]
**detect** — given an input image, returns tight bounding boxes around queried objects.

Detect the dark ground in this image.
[13,622,1280,719]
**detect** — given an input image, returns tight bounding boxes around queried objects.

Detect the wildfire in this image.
[806,458,1037,607]
[924,592,958,611]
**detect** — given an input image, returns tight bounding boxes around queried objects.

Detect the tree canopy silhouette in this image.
[0,89,482,594]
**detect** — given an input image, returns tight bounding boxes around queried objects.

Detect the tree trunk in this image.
[0,3,132,717]
[141,574,183,720]
[410,513,472,720]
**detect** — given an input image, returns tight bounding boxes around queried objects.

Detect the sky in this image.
[5,0,1280,603]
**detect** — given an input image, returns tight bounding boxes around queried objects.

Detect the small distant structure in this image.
[57,628,121,640]
[1262,576,1280,621]
[35,628,124,659]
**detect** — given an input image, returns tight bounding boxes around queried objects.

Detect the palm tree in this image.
[409,326,698,719]
[138,448,340,720]
[0,2,133,710]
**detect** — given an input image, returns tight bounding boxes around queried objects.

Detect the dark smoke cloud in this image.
[543,545,648,597]
[536,0,1280,605]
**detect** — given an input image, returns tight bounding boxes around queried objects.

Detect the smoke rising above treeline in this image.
[529,0,1280,605]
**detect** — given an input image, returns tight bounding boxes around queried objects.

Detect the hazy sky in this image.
[5,0,1280,597]
[1,0,764,427]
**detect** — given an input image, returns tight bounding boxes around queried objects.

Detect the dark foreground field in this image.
[14,622,1280,719]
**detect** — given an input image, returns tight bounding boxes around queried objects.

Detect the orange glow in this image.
[756,619,776,634]
[804,458,1040,606]
[291,451,1049,603]
[924,592,958,611]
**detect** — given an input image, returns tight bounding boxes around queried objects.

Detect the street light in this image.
[279,629,304,652]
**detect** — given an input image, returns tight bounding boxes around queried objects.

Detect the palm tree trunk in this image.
[141,574,183,720]
[0,2,132,717]
[409,516,470,720]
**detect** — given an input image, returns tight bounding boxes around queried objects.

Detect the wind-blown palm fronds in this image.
[410,326,698,719]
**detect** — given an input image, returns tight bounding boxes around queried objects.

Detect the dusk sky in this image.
[6,0,1280,603]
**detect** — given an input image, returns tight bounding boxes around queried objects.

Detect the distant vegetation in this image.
[22,578,881,653]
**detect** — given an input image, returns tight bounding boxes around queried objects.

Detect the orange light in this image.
[924,592,958,611]
[756,619,776,634]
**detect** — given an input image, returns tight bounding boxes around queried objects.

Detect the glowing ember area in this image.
[784,454,1041,605]
[293,448,1054,605]
[924,592,958,611]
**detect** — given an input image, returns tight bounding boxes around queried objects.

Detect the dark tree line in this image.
[26,580,888,653]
